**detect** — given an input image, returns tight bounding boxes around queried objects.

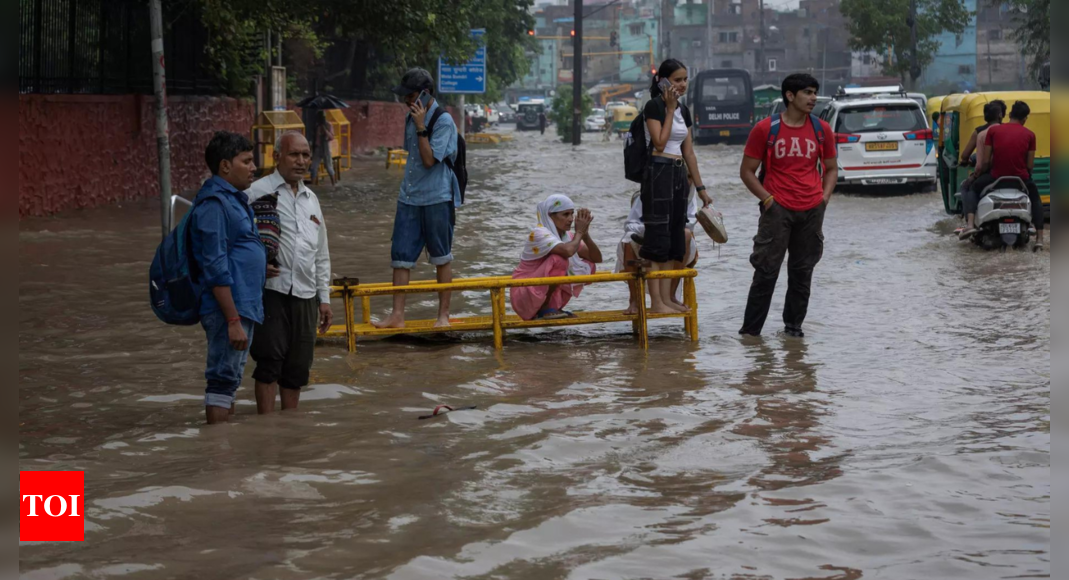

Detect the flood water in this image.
[20,127,1049,579]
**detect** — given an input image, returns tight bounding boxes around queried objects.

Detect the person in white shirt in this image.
[246,131,333,414]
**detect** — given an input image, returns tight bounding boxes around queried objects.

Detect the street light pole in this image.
[572,0,583,145]
[149,0,172,239]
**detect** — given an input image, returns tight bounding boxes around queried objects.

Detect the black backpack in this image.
[623,112,650,183]
[428,108,468,203]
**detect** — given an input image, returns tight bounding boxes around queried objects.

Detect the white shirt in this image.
[247,172,332,303]
[645,106,690,156]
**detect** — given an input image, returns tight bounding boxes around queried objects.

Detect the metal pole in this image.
[277,30,282,67]
[759,0,765,78]
[909,0,919,90]
[149,0,173,239]
[822,28,828,93]
[572,0,583,146]
[706,0,713,70]
[458,94,466,139]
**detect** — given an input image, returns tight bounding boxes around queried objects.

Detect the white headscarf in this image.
[521,194,593,277]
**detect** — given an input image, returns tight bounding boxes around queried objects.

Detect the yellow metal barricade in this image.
[386,149,408,168]
[325,270,699,352]
[251,110,306,175]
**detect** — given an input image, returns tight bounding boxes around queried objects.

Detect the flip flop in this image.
[958,227,979,240]
[536,309,571,320]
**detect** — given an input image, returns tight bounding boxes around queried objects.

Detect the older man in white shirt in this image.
[247,131,333,414]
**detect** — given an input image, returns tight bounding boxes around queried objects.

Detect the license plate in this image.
[866,142,899,151]
[999,222,1021,234]
[866,178,904,185]
[720,130,731,137]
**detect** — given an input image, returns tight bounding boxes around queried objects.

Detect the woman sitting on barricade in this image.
[510,194,603,320]
[616,187,699,315]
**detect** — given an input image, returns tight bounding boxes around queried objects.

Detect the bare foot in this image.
[623,304,639,316]
[433,315,451,328]
[649,304,678,315]
[668,301,690,313]
[373,314,406,329]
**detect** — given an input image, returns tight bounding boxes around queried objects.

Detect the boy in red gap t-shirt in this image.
[738,73,838,338]
[961,100,1045,249]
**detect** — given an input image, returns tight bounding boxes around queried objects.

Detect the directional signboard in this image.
[438,29,487,94]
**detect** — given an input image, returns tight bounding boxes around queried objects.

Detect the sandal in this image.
[1033,240,1045,253]
[535,309,577,320]
[958,227,978,240]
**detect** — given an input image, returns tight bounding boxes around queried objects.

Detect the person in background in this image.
[616,190,699,315]
[960,101,1045,250]
[960,99,1007,166]
[191,132,266,424]
[538,110,548,136]
[247,131,333,414]
[738,73,837,338]
[375,68,461,329]
[641,58,713,315]
[510,195,603,320]
[310,110,337,187]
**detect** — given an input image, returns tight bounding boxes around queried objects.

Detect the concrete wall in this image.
[19,94,455,218]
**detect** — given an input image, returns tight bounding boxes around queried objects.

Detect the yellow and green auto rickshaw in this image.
[611,105,639,135]
[928,95,946,139]
[937,93,972,213]
[943,91,1050,216]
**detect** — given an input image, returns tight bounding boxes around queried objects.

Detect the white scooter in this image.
[970,176,1034,250]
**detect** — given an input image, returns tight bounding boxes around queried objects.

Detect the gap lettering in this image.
[774,137,818,160]
[20,471,85,542]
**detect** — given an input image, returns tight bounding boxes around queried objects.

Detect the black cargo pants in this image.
[740,200,827,336]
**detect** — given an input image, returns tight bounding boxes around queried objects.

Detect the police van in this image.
[820,86,937,192]
[688,69,754,144]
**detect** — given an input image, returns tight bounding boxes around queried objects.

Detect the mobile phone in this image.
[416,89,431,108]
[658,78,673,95]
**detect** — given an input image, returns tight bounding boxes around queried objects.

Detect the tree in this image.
[841,0,971,86]
[998,0,1049,77]
[549,85,592,143]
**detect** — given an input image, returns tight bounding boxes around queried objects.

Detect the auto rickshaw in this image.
[938,93,971,213]
[946,91,1050,216]
[612,105,639,135]
[928,96,946,140]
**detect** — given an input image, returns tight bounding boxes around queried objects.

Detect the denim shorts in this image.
[201,309,255,409]
[390,201,455,269]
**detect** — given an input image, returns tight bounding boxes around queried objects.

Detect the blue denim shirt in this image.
[190,176,266,323]
[400,101,461,208]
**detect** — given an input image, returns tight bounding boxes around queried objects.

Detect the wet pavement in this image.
[19,126,1049,579]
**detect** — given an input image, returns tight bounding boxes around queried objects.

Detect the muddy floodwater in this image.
[19,127,1049,579]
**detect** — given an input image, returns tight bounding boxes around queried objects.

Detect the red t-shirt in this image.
[986,123,1036,180]
[744,116,836,211]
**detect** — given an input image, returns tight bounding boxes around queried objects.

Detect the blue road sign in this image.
[438,29,487,94]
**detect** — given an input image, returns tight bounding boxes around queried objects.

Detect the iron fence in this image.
[19,0,224,95]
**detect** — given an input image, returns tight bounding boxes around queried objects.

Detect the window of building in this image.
[719,31,739,43]
[989,29,1002,41]
[959,64,975,75]
[768,58,778,71]
[803,27,811,37]
[730,4,742,14]
[722,60,734,67]
[629,23,645,35]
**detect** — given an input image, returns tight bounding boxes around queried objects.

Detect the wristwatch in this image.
[695,185,707,193]
[416,128,430,138]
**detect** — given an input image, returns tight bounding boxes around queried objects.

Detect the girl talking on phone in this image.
[640,59,712,314]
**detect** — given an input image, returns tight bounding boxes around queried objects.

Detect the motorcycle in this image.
[970,176,1034,250]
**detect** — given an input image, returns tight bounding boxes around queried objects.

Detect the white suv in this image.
[820,96,937,191]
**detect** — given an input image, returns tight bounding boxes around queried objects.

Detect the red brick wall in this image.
[19,94,459,217]
[19,94,256,218]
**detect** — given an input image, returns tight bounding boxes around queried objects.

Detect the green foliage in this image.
[998,0,1049,76]
[550,86,593,143]
[193,0,536,100]
[841,0,971,83]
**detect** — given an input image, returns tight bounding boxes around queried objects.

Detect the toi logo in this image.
[20,471,85,542]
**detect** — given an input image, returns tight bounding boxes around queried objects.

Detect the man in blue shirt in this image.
[191,132,267,424]
[375,68,461,329]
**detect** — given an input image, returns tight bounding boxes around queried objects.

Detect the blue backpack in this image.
[148,192,220,325]
[758,113,826,183]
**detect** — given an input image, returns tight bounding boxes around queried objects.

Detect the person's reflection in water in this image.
[733,339,845,494]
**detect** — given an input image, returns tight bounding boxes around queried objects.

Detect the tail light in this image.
[836,133,861,144]
[904,129,934,141]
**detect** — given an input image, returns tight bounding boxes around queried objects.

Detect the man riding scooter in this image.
[959,101,1046,251]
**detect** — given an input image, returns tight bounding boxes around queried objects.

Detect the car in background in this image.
[516,100,547,131]
[821,93,937,192]
[497,105,516,124]
[585,108,608,132]
[485,105,500,126]
[604,101,628,112]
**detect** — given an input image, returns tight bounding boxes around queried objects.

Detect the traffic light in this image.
[528,29,535,36]
[570,29,575,37]
[610,31,618,47]
[651,67,657,75]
